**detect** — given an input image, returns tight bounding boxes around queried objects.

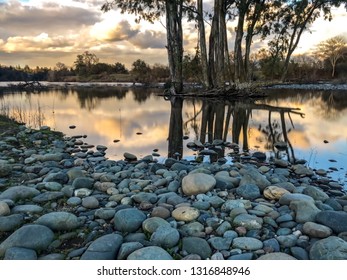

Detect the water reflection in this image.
[0,86,346,186]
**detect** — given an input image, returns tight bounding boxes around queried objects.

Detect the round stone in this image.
[0,201,10,216]
[150,225,180,248]
[303,222,332,238]
[182,237,212,260]
[35,212,80,231]
[315,211,347,233]
[232,237,263,251]
[124,152,137,161]
[172,206,200,222]
[127,246,173,260]
[82,196,99,209]
[310,236,347,260]
[263,186,290,200]
[142,217,170,234]
[72,177,94,190]
[114,208,146,233]
[236,184,260,200]
[0,225,54,258]
[151,206,171,219]
[0,163,11,177]
[289,200,321,223]
[257,252,297,260]
[181,173,216,195]
[303,186,329,202]
[232,214,263,230]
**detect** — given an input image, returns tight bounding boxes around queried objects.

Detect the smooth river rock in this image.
[263,186,290,200]
[127,246,173,260]
[181,173,216,195]
[257,252,297,260]
[113,208,146,233]
[172,206,200,222]
[315,211,347,233]
[35,212,80,231]
[0,224,54,257]
[80,234,123,260]
[302,222,332,238]
[0,186,40,202]
[309,236,347,260]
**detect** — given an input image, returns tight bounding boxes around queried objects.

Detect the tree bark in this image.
[168,97,183,159]
[197,0,211,88]
[209,0,227,88]
[234,1,250,83]
[165,0,184,93]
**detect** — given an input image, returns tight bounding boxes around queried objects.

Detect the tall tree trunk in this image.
[244,0,265,81]
[197,0,211,88]
[234,1,249,83]
[244,32,253,81]
[168,97,183,159]
[209,0,227,88]
[280,4,318,82]
[165,0,183,93]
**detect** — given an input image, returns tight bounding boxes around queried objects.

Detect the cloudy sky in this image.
[0,0,346,69]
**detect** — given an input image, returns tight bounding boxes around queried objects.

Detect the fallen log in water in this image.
[7,81,46,91]
[161,84,267,100]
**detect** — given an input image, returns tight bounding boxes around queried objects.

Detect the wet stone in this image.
[150,225,180,249]
[4,247,38,260]
[0,214,25,232]
[127,246,173,260]
[182,237,212,260]
[114,208,146,233]
[142,217,170,234]
[172,206,200,222]
[0,201,10,216]
[81,234,123,260]
[0,225,54,258]
[232,237,263,251]
[35,212,80,231]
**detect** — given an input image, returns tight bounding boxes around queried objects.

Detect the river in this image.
[0,85,346,187]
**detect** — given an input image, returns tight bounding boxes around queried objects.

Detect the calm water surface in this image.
[1,86,346,187]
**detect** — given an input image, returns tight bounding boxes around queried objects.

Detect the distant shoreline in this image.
[1,81,347,91]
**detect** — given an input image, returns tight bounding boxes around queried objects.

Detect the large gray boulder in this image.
[310,236,347,260]
[0,224,54,257]
[315,211,347,233]
[80,234,123,260]
[0,186,40,201]
[127,246,173,260]
[35,212,80,231]
[114,208,146,233]
[182,173,216,195]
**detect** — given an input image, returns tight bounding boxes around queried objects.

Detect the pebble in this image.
[232,237,263,251]
[182,237,212,260]
[114,208,146,233]
[172,206,200,222]
[0,122,346,260]
[80,234,123,260]
[0,201,10,216]
[181,173,216,195]
[127,246,173,260]
[150,225,180,248]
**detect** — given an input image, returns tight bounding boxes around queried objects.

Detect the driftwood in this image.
[8,81,46,91]
[161,85,266,100]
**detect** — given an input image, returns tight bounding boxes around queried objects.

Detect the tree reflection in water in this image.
[167,96,305,164]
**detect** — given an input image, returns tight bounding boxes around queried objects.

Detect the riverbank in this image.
[1,118,347,260]
[2,81,347,93]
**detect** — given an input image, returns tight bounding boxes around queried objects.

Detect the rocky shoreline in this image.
[1,121,347,260]
[265,82,347,91]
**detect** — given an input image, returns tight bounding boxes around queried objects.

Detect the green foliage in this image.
[131,59,151,82]
[0,65,49,81]
[74,51,99,76]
